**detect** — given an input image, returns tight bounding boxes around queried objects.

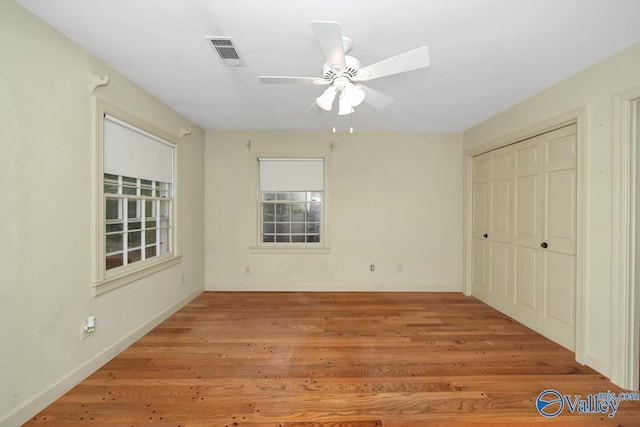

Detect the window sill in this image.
[249,246,331,254]
[93,255,182,296]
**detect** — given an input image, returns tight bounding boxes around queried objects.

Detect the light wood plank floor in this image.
[26,292,640,426]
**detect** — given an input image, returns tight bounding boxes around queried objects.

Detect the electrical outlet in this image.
[81,316,96,340]
[397,263,403,273]
[370,264,375,272]
[245,265,250,274]
[179,274,184,285]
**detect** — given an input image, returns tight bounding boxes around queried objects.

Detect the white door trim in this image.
[611,87,640,391]
[463,106,588,364]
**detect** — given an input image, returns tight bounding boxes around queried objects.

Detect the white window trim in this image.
[92,98,181,296]
[250,152,331,253]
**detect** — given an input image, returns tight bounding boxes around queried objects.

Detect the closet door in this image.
[541,125,577,350]
[487,146,513,314]
[471,153,491,299]
[471,124,577,352]
[511,135,543,330]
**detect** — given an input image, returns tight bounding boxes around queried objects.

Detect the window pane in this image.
[106,198,120,220]
[122,184,137,195]
[129,221,142,231]
[262,234,275,243]
[276,192,291,201]
[106,233,123,253]
[263,223,275,234]
[145,246,157,259]
[128,200,139,219]
[291,235,305,243]
[127,249,142,264]
[262,203,275,222]
[310,192,322,202]
[145,220,157,229]
[159,200,171,218]
[291,223,305,234]
[276,204,290,221]
[276,223,290,233]
[128,231,142,249]
[291,191,306,201]
[291,203,305,222]
[306,235,320,243]
[145,230,156,245]
[145,200,154,217]
[276,235,290,242]
[106,253,123,270]
[307,203,320,222]
[262,192,276,201]
[106,223,123,233]
[104,183,119,194]
[306,223,320,234]
[159,228,170,255]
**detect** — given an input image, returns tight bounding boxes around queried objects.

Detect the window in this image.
[104,173,172,270]
[256,158,326,248]
[93,100,180,295]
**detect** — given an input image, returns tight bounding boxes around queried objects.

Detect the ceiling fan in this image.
[259,21,431,116]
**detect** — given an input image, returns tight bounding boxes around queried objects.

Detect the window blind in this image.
[104,115,174,183]
[258,158,324,192]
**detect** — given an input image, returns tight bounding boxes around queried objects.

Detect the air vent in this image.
[206,36,245,67]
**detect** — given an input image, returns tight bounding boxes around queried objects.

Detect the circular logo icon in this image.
[536,389,564,418]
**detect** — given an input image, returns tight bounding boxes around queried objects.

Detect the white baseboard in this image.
[1,288,202,427]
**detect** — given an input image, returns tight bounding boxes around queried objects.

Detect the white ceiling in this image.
[16,0,640,132]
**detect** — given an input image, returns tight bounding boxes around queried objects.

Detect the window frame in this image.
[250,152,330,253]
[92,98,181,296]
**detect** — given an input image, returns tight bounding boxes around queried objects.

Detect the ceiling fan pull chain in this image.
[332,105,337,133]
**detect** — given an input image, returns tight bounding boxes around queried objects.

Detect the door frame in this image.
[463,107,588,365]
[611,87,640,391]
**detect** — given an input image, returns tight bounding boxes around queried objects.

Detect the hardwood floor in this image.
[26,292,640,426]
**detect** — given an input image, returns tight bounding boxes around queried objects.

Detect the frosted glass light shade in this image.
[316,86,337,111]
[344,83,365,106]
[338,92,354,115]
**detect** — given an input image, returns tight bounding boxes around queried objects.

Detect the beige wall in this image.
[0,2,205,425]
[205,131,463,292]
[463,41,640,377]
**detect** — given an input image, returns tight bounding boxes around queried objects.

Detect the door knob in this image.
[540,242,548,249]
[483,233,488,238]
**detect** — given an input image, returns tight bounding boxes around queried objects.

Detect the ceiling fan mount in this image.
[259,21,430,116]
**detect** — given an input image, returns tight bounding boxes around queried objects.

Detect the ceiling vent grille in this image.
[206,37,244,67]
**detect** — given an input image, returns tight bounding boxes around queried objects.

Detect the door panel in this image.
[545,169,576,255]
[543,251,576,350]
[473,181,489,233]
[492,178,511,235]
[489,241,511,313]
[515,174,538,242]
[472,237,487,292]
[514,246,536,309]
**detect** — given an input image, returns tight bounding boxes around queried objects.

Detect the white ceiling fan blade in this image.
[310,21,346,71]
[259,76,330,85]
[361,85,395,110]
[354,47,430,82]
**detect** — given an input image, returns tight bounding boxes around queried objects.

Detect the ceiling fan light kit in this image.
[259,20,430,130]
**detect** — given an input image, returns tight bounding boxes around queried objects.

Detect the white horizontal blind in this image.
[104,115,174,183]
[259,158,324,192]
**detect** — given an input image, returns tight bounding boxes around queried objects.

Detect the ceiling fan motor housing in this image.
[322,55,361,83]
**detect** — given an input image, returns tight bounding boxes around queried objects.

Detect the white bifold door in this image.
[472,124,577,351]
